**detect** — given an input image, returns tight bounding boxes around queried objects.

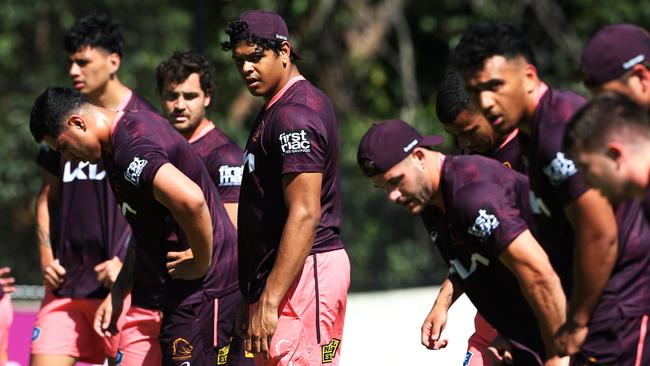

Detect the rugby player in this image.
[358,119,568,366]
[31,13,156,366]
[452,22,619,362]
[29,86,240,366]
[422,70,525,365]
[0,267,15,366]
[156,50,252,365]
[222,10,350,365]
[579,24,650,110]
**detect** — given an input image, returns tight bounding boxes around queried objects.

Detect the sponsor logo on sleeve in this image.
[219,165,243,187]
[172,337,193,361]
[467,209,500,240]
[279,129,311,155]
[322,338,341,363]
[124,156,148,186]
[244,150,255,173]
[543,152,577,186]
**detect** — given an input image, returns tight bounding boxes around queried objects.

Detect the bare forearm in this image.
[111,239,136,300]
[568,237,617,325]
[433,277,464,311]
[172,200,213,273]
[522,272,566,352]
[35,187,54,271]
[261,210,318,307]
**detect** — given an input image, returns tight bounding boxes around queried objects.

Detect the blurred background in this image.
[1,0,649,293]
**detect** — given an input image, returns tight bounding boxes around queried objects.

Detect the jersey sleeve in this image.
[269,104,327,175]
[113,136,170,195]
[540,149,589,207]
[35,145,61,177]
[451,183,529,256]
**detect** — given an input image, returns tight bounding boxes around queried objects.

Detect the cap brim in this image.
[419,135,445,147]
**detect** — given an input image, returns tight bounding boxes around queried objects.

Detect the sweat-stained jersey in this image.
[527,88,587,294]
[33,92,155,299]
[238,76,344,303]
[421,155,546,362]
[189,124,244,204]
[102,109,238,313]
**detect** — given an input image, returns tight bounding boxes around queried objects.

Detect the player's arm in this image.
[35,170,65,288]
[555,189,617,354]
[224,203,238,228]
[421,277,464,350]
[153,163,213,280]
[247,172,322,356]
[499,229,566,356]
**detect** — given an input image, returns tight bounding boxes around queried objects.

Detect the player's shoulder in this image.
[541,88,587,125]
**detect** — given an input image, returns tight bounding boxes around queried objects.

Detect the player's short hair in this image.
[563,91,650,154]
[436,71,475,124]
[64,13,124,56]
[156,50,214,99]
[452,22,537,75]
[221,19,297,61]
[30,87,88,142]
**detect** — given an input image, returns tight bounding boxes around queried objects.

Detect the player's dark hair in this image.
[64,13,124,56]
[452,22,537,75]
[563,91,650,154]
[436,71,475,124]
[220,19,296,61]
[30,87,88,142]
[156,50,214,99]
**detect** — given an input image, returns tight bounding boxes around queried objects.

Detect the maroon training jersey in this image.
[36,148,130,299]
[238,77,344,303]
[102,109,238,313]
[527,88,587,294]
[489,131,526,174]
[190,124,244,204]
[421,155,546,360]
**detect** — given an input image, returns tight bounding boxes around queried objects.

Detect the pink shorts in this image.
[30,290,130,364]
[116,306,162,366]
[464,313,500,366]
[251,249,350,366]
[0,295,13,366]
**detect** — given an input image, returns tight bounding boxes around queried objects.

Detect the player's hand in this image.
[166,249,206,280]
[43,259,66,289]
[553,320,588,357]
[486,335,514,365]
[421,304,449,350]
[95,257,123,288]
[235,302,250,339]
[0,267,15,294]
[94,293,122,337]
[246,299,278,360]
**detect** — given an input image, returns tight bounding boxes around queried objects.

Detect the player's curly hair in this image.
[436,71,475,124]
[156,50,214,99]
[452,22,537,75]
[64,12,124,56]
[220,19,296,60]
[30,87,88,142]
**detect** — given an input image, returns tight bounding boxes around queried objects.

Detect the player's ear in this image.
[280,41,291,67]
[68,115,88,131]
[204,92,212,108]
[523,62,539,94]
[605,142,624,167]
[107,52,121,75]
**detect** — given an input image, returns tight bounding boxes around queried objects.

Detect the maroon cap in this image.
[580,24,650,86]
[231,9,301,59]
[357,119,444,177]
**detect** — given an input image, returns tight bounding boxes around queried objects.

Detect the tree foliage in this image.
[1,0,647,289]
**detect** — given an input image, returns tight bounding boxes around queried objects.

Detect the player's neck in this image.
[87,79,130,111]
[98,107,119,152]
[519,80,547,136]
[429,151,446,211]
[263,65,301,105]
[185,118,214,143]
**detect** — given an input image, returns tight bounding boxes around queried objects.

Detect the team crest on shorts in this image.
[463,351,473,366]
[217,340,231,365]
[31,327,41,341]
[115,350,123,366]
[172,337,193,361]
[321,338,340,363]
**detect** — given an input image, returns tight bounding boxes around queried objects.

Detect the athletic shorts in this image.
[30,289,130,364]
[160,289,247,366]
[251,248,350,366]
[115,306,162,366]
[0,295,13,366]
[575,313,650,365]
[464,313,499,366]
